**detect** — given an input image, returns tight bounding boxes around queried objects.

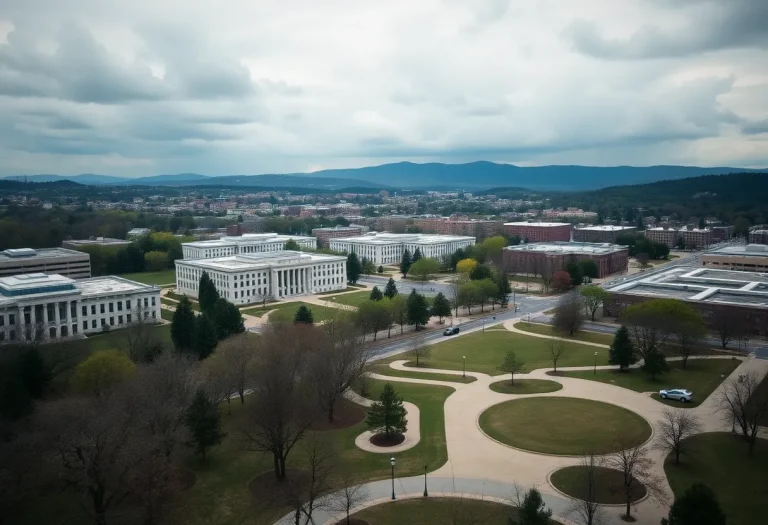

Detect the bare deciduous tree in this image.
[408,336,431,367]
[605,444,667,521]
[718,370,768,455]
[711,309,748,349]
[566,454,605,525]
[117,306,164,363]
[654,408,702,465]
[553,291,584,336]
[215,333,255,404]
[329,470,368,525]
[548,337,567,373]
[285,433,336,525]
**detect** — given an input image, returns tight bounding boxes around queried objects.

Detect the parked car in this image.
[443,327,460,336]
[659,388,693,402]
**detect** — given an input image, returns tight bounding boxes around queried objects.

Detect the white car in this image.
[659,388,693,403]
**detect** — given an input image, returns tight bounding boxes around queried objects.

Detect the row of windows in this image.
[0,297,155,327]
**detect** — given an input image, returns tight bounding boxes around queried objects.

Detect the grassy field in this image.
[514,322,615,346]
[399,330,611,376]
[479,397,651,455]
[488,379,563,394]
[120,269,176,285]
[550,466,646,504]
[353,498,519,525]
[665,433,768,525]
[161,308,174,321]
[267,302,347,324]
[368,362,476,383]
[560,358,741,408]
[325,289,375,308]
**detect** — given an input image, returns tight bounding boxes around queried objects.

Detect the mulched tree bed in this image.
[369,433,405,447]
[311,397,366,431]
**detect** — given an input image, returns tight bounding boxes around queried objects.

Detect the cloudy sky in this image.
[1,0,767,177]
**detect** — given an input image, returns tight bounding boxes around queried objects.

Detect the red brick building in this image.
[312,226,364,248]
[645,227,713,249]
[573,225,636,243]
[413,216,503,240]
[504,222,572,242]
[502,242,628,278]
[749,229,768,245]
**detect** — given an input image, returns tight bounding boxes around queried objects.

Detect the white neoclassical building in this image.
[329,233,475,265]
[175,251,347,304]
[0,273,161,346]
[182,233,316,260]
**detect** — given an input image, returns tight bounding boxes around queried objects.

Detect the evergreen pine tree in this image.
[430,292,452,323]
[294,305,314,324]
[171,296,197,353]
[193,313,218,359]
[643,349,669,380]
[198,272,220,313]
[185,389,225,460]
[210,298,245,341]
[369,286,384,301]
[377,265,384,273]
[346,252,362,284]
[512,487,552,525]
[406,289,430,329]
[18,347,50,398]
[496,273,512,305]
[383,277,398,298]
[412,247,422,263]
[664,483,725,525]
[365,383,407,440]
[400,249,412,277]
[609,325,636,371]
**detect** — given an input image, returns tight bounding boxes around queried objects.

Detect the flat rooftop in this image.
[575,225,636,232]
[606,266,768,308]
[0,247,88,262]
[504,221,571,227]
[705,244,768,258]
[331,233,475,245]
[183,233,315,249]
[647,227,711,233]
[176,250,346,272]
[63,238,132,247]
[504,241,628,255]
[312,226,362,232]
[0,273,156,303]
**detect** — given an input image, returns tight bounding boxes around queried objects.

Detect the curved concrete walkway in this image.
[354,401,420,453]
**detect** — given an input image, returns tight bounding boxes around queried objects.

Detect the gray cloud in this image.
[565,0,768,59]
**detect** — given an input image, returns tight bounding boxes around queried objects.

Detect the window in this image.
[8,314,14,325]
[118,315,123,324]
[0,315,3,327]
[9,330,14,341]
[82,305,87,316]
[127,314,132,323]
[152,311,156,318]
[83,321,87,330]
[0,332,3,342]
[234,291,238,298]
[109,317,114,326]
[109,303,114,313]
[126,300,131,310]
[117,302,123,311]
[73,324,77,335]
[92,320,97,328]
[144,298,149,308]
[91,305,96,315]
[100,304,105,314]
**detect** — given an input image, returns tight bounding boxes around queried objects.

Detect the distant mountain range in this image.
[3,162,766,191]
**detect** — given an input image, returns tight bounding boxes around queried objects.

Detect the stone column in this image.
[65,300,71,333]
[30,305,36,329]
[55,302,61,328]
[42,303,49,328]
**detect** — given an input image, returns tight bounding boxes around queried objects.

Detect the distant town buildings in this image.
[412,216,503,240]
[541,208,598,221]
[504,222,572,243]
[312,226,364,248]
[127,228,151,238]
[710,225,735,242]
[604,266,768,337]
[182,233,316,260]
[0,248,91,279]
[61,237,132,250]
[701,244,768,273]
[572,225,637,244]
[644,226,713,249]
[175,251,347,304]
[329,233,475,265]
[749,228,768,245]
[0,273,161,345]
[502,242,629,278]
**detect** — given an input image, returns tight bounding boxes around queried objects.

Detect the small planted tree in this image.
[605,444,666,521]
[406,289,430,330]
[511,486,552,525]
[642,349,669,380]
[431,292,452,324]
[330,471,368,525]
[71,350,135,397]
[548,338,567,374]
[581,285,609,321]
[185,389,225,460]
[377,265,384,274]
[400,249,412,277]
[408,337,430,367]
[552,270,572,292]
[294,305,314,324]
[366,383,407,440]
[654,408,702,465]
[717,370,768,455]
[498,351,525,385]
[369,286,384,301]
[609,325,636,371]
[662,483,726,525]
[383,277,398,298]
[553,291,584,335]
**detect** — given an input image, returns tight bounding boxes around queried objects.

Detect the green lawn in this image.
[479,397,651,455]
[325,289,375,308]
[559,358,741,408]
[550,466,646,505]
[514,322,615,346]
[119,269,176,285]
[399,330,611,376]
[488,379,563,394]
[161,308,174,321]
[353,498,524,525]
[267,302,348,324]
[368,363,477,384]
[665,433,768,525]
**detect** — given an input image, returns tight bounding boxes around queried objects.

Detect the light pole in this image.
[423,465,428,497]
[462,356,466,378]
[593,351,598,375]
[390,457,396,500]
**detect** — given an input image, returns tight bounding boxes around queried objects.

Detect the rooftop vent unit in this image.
[3,248,37,258]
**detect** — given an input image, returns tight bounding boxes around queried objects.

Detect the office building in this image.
[711,225,735,242]
[0,248,91,279]
[412,217,503,240]
[502,242,629,278]
[127,228,151,238]
[182,233,316,260]
[0,273,161,345]
[604,266,768,336]
[504,222,572,242]
[329,233,475,266]
[312,226,364,248]
[701,244,768,272]
[62,237,132,249]
[750,229,768,245]
[573,225,636,244]
[175,251,347,304]
[645,227,713,249]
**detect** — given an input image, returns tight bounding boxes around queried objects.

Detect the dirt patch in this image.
[310,397,366,431]
[369,433,405,447]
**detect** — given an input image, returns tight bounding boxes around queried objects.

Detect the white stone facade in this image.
[329,233,475,265]
[175,250,347,304]
[182,233,316,260]
[0,273,161,346]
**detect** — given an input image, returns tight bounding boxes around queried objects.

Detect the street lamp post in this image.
[423,465,428,497]
[390,457,396,500]
[594,351,598,375]
[462,356,466,378]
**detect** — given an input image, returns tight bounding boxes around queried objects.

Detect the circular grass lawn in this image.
[489,379,563,394]
[550,465,646,504]
[349,497,563,525]
[479,397,651,455]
